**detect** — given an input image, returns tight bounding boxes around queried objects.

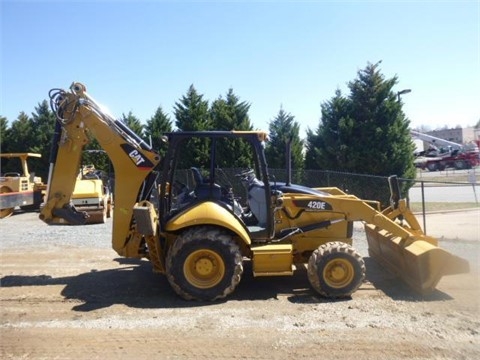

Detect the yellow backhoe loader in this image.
[0,153,47,218]
[39,83,469,301]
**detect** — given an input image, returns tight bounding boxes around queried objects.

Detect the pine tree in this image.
[121,111,144,137]
[346,62,415,179]
[305,89,354,171]
[29,101,56,179]
[210,88,254,168]
[210,89,252,130]
[144,106,173,156]
[265,107,304,181]
[0,116,7,154]
[174,85,212,168]
[174,85,211,131]
[305,125,321,170]
[305,62,416,205]
[2,112,32,154]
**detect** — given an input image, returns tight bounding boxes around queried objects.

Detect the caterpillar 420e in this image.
[39,83,469,301]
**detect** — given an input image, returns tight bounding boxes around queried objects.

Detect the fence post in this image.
[468,170,478,204]
[421,181,427,234]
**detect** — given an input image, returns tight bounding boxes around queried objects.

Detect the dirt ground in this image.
[1,211,479,360]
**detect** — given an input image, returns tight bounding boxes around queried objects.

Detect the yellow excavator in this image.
[39,82,469,301]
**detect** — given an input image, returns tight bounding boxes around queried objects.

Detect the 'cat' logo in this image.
[129,149,146,166]
[120,144,155,170]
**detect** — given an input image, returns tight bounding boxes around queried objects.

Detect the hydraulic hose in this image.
[113,119,153,152]
[45,119,63,199]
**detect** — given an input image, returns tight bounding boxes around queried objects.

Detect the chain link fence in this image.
[171,167,479,213]
[269,167,478,203]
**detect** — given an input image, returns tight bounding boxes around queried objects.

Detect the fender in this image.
[165,201,251,245]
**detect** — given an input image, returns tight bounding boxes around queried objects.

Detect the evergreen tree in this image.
[0,115,12,170]
[2,113,33,154]
[265,107,304,181]
[145,106,173,156]
[305,124,322,170]
[347,62,415,179]
[305,89,353,171]
[0,116,7,150]
[174,85,211,131]
[210,89,252,130]
[210,88,254,168]
[121,111,144,137]
[29,101,56,179]
[305,62,416,205]
[173,85,211,168]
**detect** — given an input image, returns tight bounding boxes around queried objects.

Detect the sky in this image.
[1,0,479,139]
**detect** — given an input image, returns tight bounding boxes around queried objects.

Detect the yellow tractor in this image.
[0,153,47,218]
[40,83,469,300]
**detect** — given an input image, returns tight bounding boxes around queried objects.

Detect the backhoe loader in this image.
[39,82,469,301]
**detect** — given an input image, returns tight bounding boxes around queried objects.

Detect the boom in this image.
[411,130,463,150]
[39,83,161,257]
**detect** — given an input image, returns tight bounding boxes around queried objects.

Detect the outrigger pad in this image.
[364,224,470,295]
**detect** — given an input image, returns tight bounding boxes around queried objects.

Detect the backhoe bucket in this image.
[365,224,470,294]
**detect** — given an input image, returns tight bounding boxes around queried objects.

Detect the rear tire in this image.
[426,162,438,172]
[166,226,243,301]
[454,160,466,170]
[308,241,365,298]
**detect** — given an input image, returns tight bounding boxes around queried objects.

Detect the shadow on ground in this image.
[0,256,453,311]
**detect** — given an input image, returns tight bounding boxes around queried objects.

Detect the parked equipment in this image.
[411,130,480,171]
[40,83,469,300]
[0,153,47,218]
[71,163,112,224]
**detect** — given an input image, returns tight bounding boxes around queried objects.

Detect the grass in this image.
[409,202,479,213]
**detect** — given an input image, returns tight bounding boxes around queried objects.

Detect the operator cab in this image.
[159,131,277,239]
[236,168,271,228]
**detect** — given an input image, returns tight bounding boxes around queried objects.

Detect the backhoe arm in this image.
[39,83,161,257]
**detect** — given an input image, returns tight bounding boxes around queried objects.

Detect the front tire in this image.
[307,242,365,298]
[166,226,243,301]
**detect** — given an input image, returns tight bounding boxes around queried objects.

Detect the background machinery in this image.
[40,83,469,301]
[0,153,47,218]
[71,163,112,224]
[69,149,113,224]
[411,130,480,171]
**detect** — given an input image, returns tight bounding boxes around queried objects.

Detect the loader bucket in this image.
[365,224,470,295]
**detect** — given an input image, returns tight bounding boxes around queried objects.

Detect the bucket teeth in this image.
[365,224,470,295]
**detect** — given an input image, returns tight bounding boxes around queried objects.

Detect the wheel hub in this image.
[323,259,354,288]
[330,264,346,280]
[195,257,215,276]
[184,249,225,289]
